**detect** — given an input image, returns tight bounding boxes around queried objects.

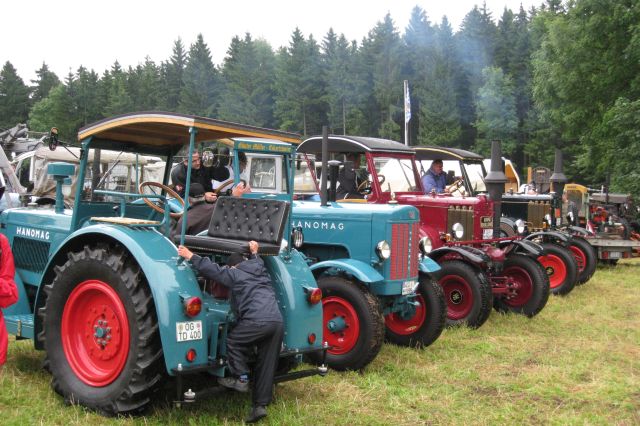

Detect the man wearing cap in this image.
[422,159,447,194]
[177,241,283,423]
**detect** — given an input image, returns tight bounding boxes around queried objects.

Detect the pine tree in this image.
[72,66,102,126]
[103,61,134,116]
[179,34,219,117]
[162,38,187,111]
[28,84,79,139]
[0,61,30,129]
[31,62,61,104]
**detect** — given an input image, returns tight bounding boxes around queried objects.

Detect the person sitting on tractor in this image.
[422,159,447,194]
[0,232,18,369]
[177,241,283,424]
[170,183,216,240]
[171,151,228,202]
[336,153,366,200]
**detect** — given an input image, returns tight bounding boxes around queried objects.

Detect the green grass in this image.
[1,259,639,425]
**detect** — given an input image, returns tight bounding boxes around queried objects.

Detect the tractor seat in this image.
[182,197,290,256]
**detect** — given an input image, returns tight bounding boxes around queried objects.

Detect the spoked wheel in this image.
[537,243,578,296]
[567,237,596,285]
[437,261,492,329]
[39,245,163,415]
[384,274,446,348]
[313,276,384,371]
[494,254,550,317]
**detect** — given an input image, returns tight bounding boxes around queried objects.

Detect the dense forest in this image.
[0,0,638,196]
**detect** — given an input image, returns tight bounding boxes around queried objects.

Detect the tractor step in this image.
[4,314,35,339]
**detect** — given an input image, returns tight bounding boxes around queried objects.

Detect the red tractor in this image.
[297,137,550,329]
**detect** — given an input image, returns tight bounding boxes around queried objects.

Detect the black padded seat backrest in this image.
[208,197,290,246]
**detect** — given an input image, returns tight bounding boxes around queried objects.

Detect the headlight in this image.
[515,219,526,235]
[452,222,464,239]
[544,213,552,224]
[419,236,432,254]
[376,240,391,260]
[291,227,304,248]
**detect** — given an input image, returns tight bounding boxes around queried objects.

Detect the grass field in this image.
[1,259,638,425]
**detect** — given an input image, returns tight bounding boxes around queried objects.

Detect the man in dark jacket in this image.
[170,183,216,240]
[171,151,229,200]
[177,241,283,423]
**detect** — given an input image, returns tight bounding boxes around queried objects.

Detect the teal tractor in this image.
[0,112,327,415]
[226,130,446,371]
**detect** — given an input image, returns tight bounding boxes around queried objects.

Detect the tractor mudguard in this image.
[505,239,545,257]
[36,225,207,373]
[500,217,517,230]
[419,256,441,274]
[566,225,594,237]
[429,246,489,265]
[525,230,570,245]
[308,258,385,284]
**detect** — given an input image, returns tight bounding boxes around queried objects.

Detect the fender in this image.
[504,239,545,257]
[419,256,441,274]
[429,245,489,265]
[35,224,206,373]
[500,217,517,230]
[525,230,570,245]
[309,258,384,284]
[566,225,594,237]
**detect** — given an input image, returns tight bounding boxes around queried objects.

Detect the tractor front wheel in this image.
[39,245,163,415]
[437,260,492,328]
[568,237,597,285]
[315,276,384,371]
[494,254,550,317]
[384,274,446,348]
[537,243,578,296]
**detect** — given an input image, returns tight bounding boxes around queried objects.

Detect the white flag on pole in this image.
[404,80,411,124]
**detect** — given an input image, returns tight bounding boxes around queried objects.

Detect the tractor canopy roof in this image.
[78,111,300,156]
[413,146,484,162]
[297,135,414,155]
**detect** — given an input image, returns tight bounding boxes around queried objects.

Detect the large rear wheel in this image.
[315,276,384,371]
[568,237,597,285]
[437,260,492,329]
[39,245,163,415]
[537,243,578,296]
[384,274,446,348]
[494,254,550,317]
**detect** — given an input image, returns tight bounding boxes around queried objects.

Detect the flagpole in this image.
[404,80,410,146]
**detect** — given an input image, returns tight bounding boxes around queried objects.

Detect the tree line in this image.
[0,0,638,196]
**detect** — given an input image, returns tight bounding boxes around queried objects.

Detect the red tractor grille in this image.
[390,223,418,280]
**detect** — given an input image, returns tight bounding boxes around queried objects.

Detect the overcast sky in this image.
[2,0,539,82]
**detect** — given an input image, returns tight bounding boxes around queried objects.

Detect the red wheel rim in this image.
[502,266,534,306]
[569,245,587,273]
[537,254,567,289]
[439,275,473,320]
[385,294,426,335]
[61,280,130,387]
[322,296,360,355]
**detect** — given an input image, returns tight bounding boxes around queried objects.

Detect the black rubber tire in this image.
[313,276,384,371]
[500,221,517,237]
[437,260,492,329]
[537,242,578,296]
[568,237,597,285]
[494,254,550,317]
[39,245,163,415]
[384,274,446,348]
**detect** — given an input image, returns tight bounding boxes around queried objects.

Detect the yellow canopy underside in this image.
[78,112,301,147]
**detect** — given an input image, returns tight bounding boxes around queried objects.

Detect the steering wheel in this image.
[446,178,465,196]
[357,174,385,193]
[138,181,184,219]
[213,178,235,194]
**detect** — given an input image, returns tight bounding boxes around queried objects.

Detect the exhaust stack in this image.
[549,149,568,227]
[484,140,508,239]
[320,126,328,206]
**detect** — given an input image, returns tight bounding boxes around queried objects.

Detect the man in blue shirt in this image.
[422,159,447,194]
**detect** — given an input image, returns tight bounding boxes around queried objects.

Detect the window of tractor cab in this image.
[293,154,317,195]
[371,157,417,193]
[419,159,487,194]
[245,154,289,194]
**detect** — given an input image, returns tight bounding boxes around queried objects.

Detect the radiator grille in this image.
[391,223,420,280]
[447,206,474,241]
[13,237,50,273]
[527,201,551,230]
